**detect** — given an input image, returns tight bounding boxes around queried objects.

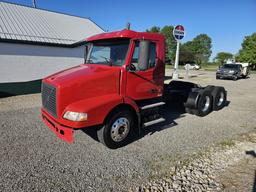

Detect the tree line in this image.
[146,26,256,69]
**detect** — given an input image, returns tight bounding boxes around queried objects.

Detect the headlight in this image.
[229,70,234,73]
[63,111,88,121]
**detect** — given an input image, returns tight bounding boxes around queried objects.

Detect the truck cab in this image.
[41,29,227,149]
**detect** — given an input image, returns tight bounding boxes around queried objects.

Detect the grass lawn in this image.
[201,63,219,71]
[165,63,219,71]
[165,63,256,74]
[165,64,184,70]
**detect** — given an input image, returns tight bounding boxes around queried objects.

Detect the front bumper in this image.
[217,73,236,79]
[41,109,73,143]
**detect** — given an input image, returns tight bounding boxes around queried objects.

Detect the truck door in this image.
[125,40,164,100]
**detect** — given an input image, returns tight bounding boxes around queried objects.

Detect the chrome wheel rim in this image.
[110,117,130,142]
[202,96,210,112]
[217,92,225,107]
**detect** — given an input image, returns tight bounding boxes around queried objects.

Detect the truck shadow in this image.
[81,101,230,146]
[83,100,225,146]
[138,103,186,137]
[81,102,186,143]
[133,100,229,142]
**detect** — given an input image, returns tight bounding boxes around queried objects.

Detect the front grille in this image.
[41,82,57,117]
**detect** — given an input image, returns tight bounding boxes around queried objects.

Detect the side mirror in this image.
[138,40,150,71]
[84,43,91,63]
[127,64,136,72]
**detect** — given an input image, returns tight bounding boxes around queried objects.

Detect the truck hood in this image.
[46,64,115,83]
[44,64,121,117]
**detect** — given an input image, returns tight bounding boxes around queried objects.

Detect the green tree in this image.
[236,33,256,69]
[146,26,161,33]
[215,52,233,65]
[179,45,195,65]
[146,25,176,63]
[160,26,176,63]
[183,34,212,65]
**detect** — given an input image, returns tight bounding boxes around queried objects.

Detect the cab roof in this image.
[86,29,165,42]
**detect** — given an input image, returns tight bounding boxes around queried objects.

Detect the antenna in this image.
[32,0,37,8]
[126,22,131,30]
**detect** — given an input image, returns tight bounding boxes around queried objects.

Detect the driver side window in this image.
[131,41,156,71]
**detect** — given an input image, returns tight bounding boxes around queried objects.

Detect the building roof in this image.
[0,1,104,46]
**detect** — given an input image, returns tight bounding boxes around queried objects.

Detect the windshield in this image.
[223,64,240,69]
[85,39,130,66]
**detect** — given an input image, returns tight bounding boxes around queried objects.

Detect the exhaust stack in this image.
[32,0,37,8]
[126,22,131,30]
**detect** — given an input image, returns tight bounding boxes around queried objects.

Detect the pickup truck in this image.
[41,29,227,149]
[216,63,250,80]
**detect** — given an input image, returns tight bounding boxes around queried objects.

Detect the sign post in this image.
[172,25,185,79]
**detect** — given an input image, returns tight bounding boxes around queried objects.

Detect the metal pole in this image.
[173,41,180,79]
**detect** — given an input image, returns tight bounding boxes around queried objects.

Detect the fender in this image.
[123,96,140,112]
[61,94,123,128]
[123,96,141,135]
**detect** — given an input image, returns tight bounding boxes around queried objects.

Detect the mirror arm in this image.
[126,65,136,73]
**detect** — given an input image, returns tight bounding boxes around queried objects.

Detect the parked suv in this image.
[216,64,243,80]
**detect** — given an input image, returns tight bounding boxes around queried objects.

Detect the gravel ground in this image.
[137,131,256,192]
[218,155,256,192]
[0,70,256,191]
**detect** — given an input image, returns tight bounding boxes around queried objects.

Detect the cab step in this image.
[140,102,165,110]
[143,117,165,127]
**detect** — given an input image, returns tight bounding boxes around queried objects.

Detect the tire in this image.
[97,109,134,149]
[184,91,201,109]
[216,76,220,80]
[211,86,227,111]
[193,90,213,117]
[233,76,238,81]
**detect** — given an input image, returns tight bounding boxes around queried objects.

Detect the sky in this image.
[4,0,256,60]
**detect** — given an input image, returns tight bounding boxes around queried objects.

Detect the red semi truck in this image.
[41,29,227,149]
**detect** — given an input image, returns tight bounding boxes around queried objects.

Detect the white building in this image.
[0,2,104,95]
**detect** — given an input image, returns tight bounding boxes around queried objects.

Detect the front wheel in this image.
[97,109,134,149]
[233,76,238,81]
